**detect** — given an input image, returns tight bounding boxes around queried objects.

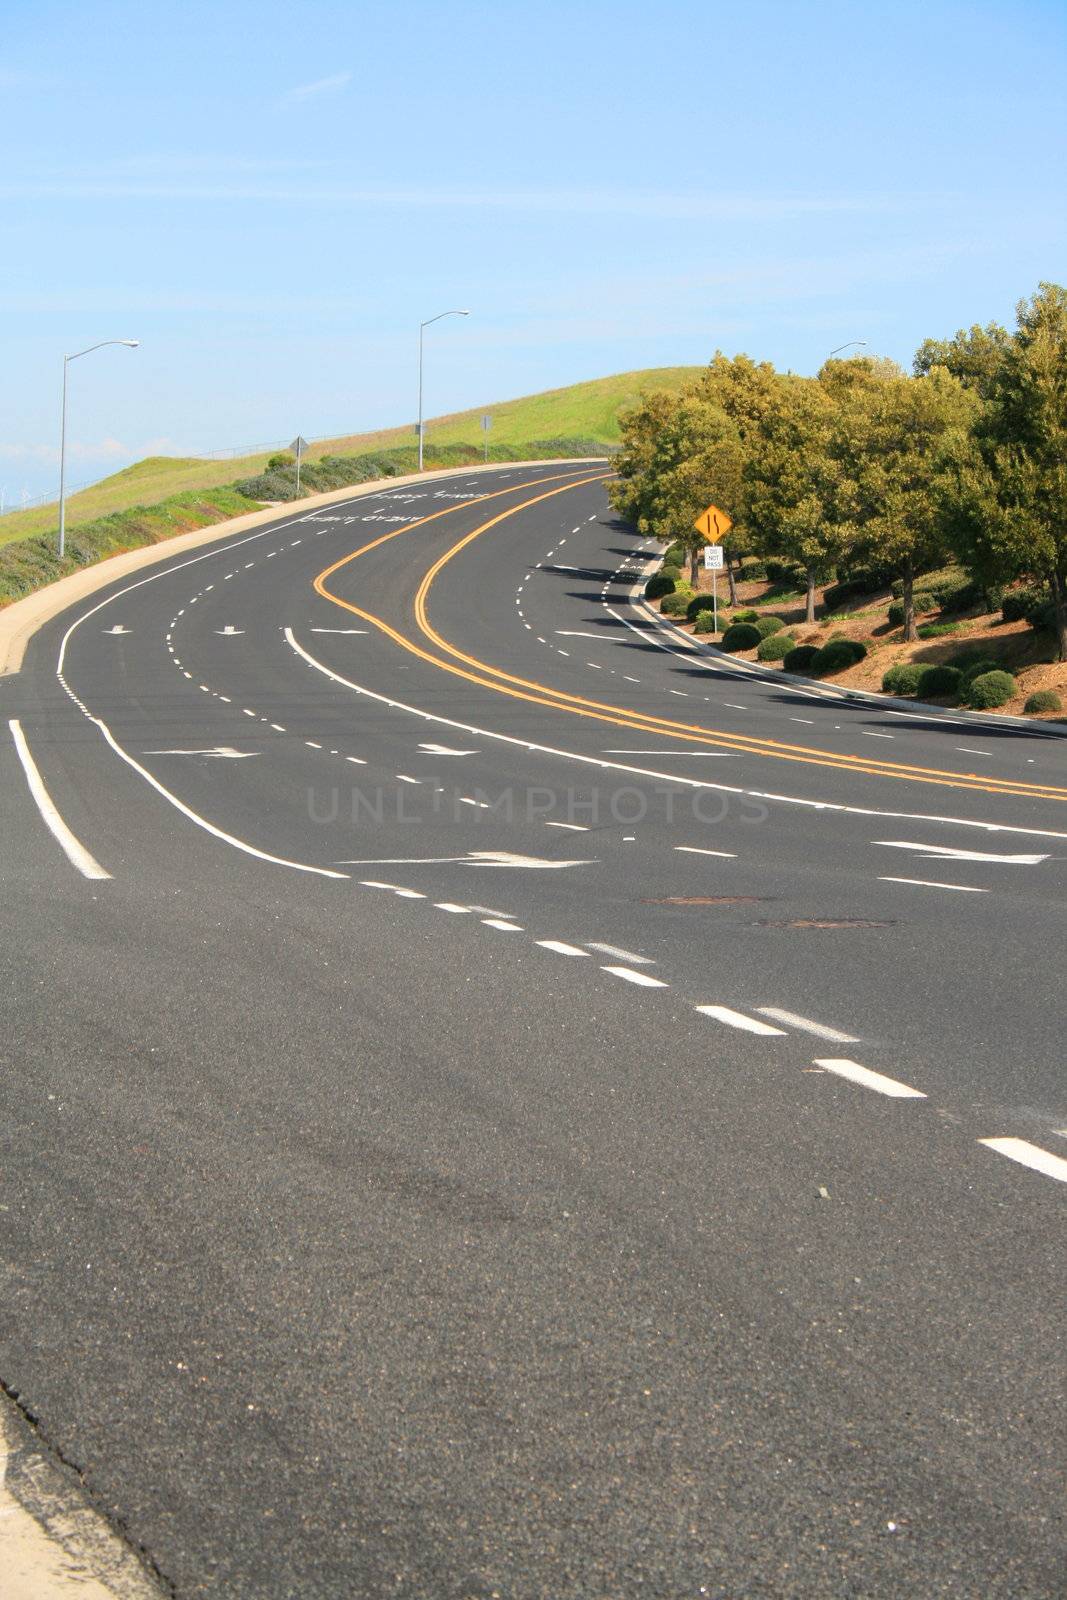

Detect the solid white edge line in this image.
[601,965,668,987]
[812,1058,926,1099]
[695,1005,786,1035]
[978,1137,1067,1184]
[8,719,111,880]
[281,637,1067,842]
[756,1007,859,1043]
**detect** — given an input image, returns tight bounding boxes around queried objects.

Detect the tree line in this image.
[608,283,1067,660]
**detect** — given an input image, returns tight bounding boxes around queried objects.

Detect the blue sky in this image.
[2,0,1065,503]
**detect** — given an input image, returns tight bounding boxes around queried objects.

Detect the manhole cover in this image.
[757,917,897,929]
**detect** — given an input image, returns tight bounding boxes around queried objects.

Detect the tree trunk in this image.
[726,553,738,608]
[805,566,817,625]
[902,564,917,643]
[690,546,700,587]
[1052,568,1067,663]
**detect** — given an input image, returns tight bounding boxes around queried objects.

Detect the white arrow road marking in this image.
[143,746,261,759]
[874,840,1049,865]
[417,743,479,755]
[310,627,369,634]
[216,625,244,635]
[102,624,131,634]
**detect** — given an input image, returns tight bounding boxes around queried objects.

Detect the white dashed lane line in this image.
[536,940,590,957]
[674,845,737,859]
[978,1138,1067,1183]
[585,941,653,964]
[879,877,987,893]
[812,1057,926,1099]
[696,1005,786,1035]
[756,1007,859,1043]
[602,965,668,988]
[482,918,523,932]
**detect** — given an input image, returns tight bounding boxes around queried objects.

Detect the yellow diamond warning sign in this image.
[693,504,732,540]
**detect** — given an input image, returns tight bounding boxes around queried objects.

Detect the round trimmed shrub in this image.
[660,562,684,581]
[754,615,786,639]
[1024,689,1063,714]
[687,594,718,621]
[756,632,795,662]
[720,622,761,653]
[811,640,861,676]
[783,644,820,674]
[882,662,924,695]
[957,657,1000,686]
[967,670,1016,709]
[732,609,759,623]
[916,664,962,699]
[645,573,676,600]
[663,541,686,566]
[693,610,718,635]
[887,601,905,628]
[1002,586,1044,623]
[825,637,867,664]
[267,452,295,469]
[661,590,694,617]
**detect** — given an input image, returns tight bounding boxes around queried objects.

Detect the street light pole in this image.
[827,341,868,360]
[417,310,469,471]
[58,339,139,558]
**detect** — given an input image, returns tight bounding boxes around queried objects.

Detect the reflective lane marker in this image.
[674,845,737,858]
[545,820,589,831]
[696,1005,786,1035]
[756,1007,859,1043]
[536,940,590,957]
[482,918,523,931]
[879,876,987,893]
[602,965,668,987]
[9,720,111,881]
[812,1058,926,1098]
[978,1138,1067,1183]
[586,941,653,964]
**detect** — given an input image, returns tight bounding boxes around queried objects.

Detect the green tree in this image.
[836,367,978,641]
[940,284,1067,659]
[745,377,855,623]
[913,322,1012,397]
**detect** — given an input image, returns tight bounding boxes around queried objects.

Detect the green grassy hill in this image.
[0,367,699,548]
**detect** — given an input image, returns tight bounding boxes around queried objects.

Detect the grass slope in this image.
[0,367,698,548]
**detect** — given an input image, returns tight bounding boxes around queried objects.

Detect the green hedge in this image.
[645,572,676,600]
[916,664,962,699]
[720,622,761,652]
[754,615,786,638]
[783,644,820,674]
[1024,689,1063,713]
[756,632,795,662]
[881,662,924,695]
[966,670,1016,709]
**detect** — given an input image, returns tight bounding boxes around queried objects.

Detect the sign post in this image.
[481,414,492,463]
[289,435,309,496]
[693,504,732,635]
[703,543,725,632]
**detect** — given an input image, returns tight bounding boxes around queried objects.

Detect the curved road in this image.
[2,463,1064,1597]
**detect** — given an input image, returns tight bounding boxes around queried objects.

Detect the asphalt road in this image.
[1,462,1064,1598]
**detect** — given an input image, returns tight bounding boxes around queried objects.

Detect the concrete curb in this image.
[627,556,1067,738]
[0,457,606,678]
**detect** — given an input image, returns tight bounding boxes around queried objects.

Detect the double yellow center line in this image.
[312,472,1067,804]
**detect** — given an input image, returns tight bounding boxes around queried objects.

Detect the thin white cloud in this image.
[280,71,352,106]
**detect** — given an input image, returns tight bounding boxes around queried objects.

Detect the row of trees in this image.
[609,284,1067,659]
